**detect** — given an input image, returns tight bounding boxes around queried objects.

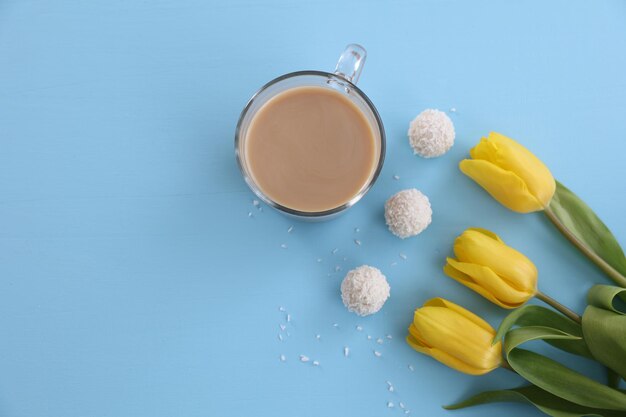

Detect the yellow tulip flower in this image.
[406,298,502,375]
[459,132,556,213]
[444,228,538,309]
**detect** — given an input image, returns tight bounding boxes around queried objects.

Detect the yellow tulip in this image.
[406,298,502,375]
[444,228,538,309]
[459,132,556,213]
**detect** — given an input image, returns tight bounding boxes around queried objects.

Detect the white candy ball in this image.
[385,189,432,239]
[341,265,390,316]
[408,109,455,158]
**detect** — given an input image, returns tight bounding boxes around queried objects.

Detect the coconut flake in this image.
[374,350,382,357]
[344,346,350,357]
[280,354,286,362]
[287,225,294,233]
[300,355,310,363]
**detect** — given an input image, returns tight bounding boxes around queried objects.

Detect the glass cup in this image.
[235,44,386,221]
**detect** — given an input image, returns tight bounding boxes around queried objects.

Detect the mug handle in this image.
[334,44,366,84]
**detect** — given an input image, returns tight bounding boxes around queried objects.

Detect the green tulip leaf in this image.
[495,305,592,358]
[547,181,626,287]
[445,385,625,417]
[508,348,626,411]
[582,306,626,380]
[504,326,581,355]
[587,285,626,314]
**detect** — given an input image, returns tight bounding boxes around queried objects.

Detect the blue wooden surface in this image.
[1,0,625,416]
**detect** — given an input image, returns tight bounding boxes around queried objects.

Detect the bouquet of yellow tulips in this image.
[407,133,626,416]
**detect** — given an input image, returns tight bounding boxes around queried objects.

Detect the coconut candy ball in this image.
[341,265,390,316]
[385,188,432,239]
[408,109,455,158]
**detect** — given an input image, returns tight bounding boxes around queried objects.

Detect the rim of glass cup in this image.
[234,70,386,218]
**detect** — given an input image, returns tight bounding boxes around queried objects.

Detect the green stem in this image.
[535,290,582,323]
[500,358,516,373]
[544,206,626,288]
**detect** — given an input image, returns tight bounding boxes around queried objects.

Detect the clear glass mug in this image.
[235,44,386,221]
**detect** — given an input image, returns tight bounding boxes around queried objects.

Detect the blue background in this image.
[1,0,625,416]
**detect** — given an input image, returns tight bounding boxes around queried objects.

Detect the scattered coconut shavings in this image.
[332,248,339,254]
[408,364,415,372]
[279,324,286,331]
[342,257,348,262]
[367,335,372,340]
[405,410,410,415]
[386,335,393,340]
[399,252,407,260]
[280,243,288,249]
[356,325,363,331]
[399,402,405,409]
[450,107,457,113]
[354,239,361,246]
[248,212,253,217]
[374,350,382,357]
[393,175,400,180]
[355,227,360,233]
[286,314,291,322]
[334,265,342,272]
[259,207,263,212]
[377,338,384,345]
[313,360,320,366]
[278,334,283,341]
[333,323,339,328]
[344,346,350,357]
[280,354,286,362]
[316,334,321,340]
[287,225,294,233]
[317,258,322,263]
[279,306,286,312]
[389,385,395,392]
[391,262,398,267]
[387,402,394,408]
[300,355,310,363]
[252,199,260,207]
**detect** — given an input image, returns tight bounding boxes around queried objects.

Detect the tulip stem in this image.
[544,207,626,288]
[500,358,516,373]
[535,290,581,323]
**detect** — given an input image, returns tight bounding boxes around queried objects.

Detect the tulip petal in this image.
[467,227,503,243]
[444,259,533,308]
[453,230,538,294]
[423,298,493,333]
[429,346,500,375]
[406,333,490,375]
[484,132,556,207]
[459,159,544,213]
[414,307,496,365]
